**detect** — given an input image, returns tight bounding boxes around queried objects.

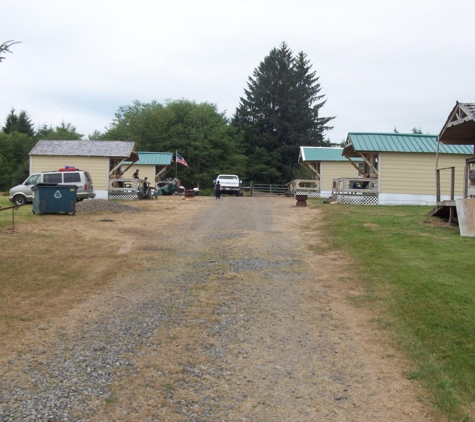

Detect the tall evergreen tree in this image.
[39,121,84,140]
[2,108,19,134]
[2,109,35,136]
[233,42,334,183]
[17,111,35,137]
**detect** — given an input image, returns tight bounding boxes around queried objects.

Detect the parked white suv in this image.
[9,169,95,206]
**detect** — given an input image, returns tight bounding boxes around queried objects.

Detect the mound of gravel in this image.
[76,199,141,213]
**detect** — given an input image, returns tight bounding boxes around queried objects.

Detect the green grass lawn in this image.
[0,195,34,229]
[313,200,475,420]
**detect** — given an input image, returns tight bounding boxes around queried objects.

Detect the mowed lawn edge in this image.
[312,199,475,421]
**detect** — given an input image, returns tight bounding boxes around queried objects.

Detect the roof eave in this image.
[439,102,475,145]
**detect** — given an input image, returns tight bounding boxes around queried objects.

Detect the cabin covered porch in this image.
[431,102,475,233]
[297,146,362,198]
[330,139,380,205]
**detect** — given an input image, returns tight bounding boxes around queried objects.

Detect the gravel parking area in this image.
[0,197,435,421]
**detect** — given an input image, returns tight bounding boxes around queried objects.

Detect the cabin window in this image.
[358,163,365,176]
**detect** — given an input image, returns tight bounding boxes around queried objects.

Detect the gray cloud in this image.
[2,0,474,142]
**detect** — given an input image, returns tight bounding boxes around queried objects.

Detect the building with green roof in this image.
[122,152,174,186]
[298,147,361,197]
[336,132,472,205]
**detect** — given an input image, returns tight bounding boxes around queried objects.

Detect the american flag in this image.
[176,152,189,167]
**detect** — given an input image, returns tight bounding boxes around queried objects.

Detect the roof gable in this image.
[343,132,472,157]
[30,140,138,161]
[439,101,475,145]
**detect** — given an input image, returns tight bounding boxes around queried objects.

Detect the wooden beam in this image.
[359,153,379,176]
[347,157,360,172]
[110,158,127,175]
[306,162,320,178]
[156,166,171,179]
[447,117,472,127]
[121,163,135,174]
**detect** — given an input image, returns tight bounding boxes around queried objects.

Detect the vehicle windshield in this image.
[25,174,41,185]
[218,176,238,180]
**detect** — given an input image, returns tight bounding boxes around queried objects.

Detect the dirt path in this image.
[0,197,435,421]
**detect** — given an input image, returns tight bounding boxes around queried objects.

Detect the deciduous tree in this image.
[104,99,245,188]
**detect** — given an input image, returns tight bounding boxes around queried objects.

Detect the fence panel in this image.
[251,184,290,197]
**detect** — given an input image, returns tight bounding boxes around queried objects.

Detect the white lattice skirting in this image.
[108,192,138,201]
[337,194,379,205]
[295,190,321,198]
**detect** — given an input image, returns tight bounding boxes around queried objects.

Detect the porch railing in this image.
[286,179,320,195]
[332,177,378,195]
[108,178,140,200]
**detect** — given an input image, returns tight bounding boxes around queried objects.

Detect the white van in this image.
[9,169,95,206]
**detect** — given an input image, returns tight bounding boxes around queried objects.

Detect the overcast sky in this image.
[2,0,474,144]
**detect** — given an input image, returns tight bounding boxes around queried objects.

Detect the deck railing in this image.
[109,178,139,191]
[108,178,140,200]
[331,177,378,195]
[286,179,320,195]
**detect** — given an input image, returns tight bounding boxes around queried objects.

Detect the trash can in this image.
[32,184,78,215]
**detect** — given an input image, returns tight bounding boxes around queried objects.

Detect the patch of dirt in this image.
[0,196,437,421]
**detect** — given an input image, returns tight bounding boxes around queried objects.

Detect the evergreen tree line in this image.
[0,110,84,191]
[1,42,335,191]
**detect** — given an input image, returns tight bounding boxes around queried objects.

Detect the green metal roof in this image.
[346,133,472,154]
[299,147,361,162]
[125,152,173,165]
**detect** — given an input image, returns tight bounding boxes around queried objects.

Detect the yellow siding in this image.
[321,162,359,190]
[31,156,110,190]
[122,165,156,184]
[380,153,470,195]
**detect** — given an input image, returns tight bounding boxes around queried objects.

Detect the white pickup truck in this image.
[215,174,242,196]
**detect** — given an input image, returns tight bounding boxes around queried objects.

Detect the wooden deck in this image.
[331,177,378,195]
[429,200,458,225]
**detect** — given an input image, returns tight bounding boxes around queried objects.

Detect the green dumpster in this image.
[31,184,78,215]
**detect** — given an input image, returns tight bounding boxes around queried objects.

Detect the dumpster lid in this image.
[32,183,59,188]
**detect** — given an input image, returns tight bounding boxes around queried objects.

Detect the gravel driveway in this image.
[0,197,435,421]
